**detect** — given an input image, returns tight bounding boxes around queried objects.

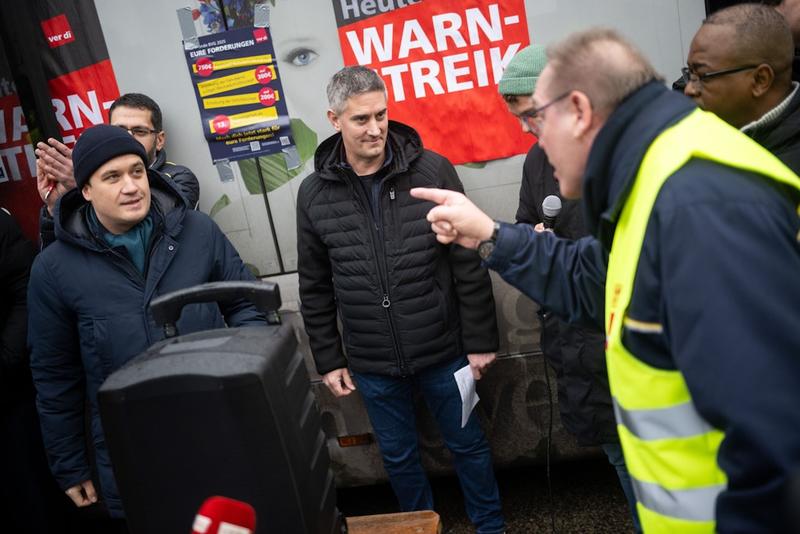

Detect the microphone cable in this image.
[539,196,561,533]
[543,350,558,534]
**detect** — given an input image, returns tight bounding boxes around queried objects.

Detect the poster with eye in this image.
[183,25,295,163]
[333,0,532,165]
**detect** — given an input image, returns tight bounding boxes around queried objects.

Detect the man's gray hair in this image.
[546,28,662,119]
[326,66,386,114]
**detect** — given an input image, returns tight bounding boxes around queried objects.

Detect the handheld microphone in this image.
[542,195,562,229]
[191,496,256,534]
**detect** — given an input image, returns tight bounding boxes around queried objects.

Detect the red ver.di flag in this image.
[333,0,531,165]
[37,1,120,145]
[0,0,119,241]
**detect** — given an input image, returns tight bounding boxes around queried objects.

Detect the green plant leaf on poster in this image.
[209,194,231,219]
[239,119,318,195]
[238,159,261,195]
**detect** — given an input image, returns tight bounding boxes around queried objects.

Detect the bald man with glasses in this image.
[684,3,800,172]
[413,27,800,532]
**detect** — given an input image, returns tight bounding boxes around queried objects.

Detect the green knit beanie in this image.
[498,44,547,96]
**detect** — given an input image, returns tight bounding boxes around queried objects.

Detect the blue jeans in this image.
[601,442,642,533]
[353,356,505,534]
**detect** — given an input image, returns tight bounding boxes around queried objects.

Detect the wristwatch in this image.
[477,221,501,260]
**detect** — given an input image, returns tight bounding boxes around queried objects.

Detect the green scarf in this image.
[88,207,154,274]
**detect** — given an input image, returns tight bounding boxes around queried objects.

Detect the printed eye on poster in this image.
[183,26,294,163]
[333,0,532,165]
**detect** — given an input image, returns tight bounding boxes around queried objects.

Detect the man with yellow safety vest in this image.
[411,28,800,533]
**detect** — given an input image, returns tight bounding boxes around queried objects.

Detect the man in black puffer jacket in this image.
[297,66,505,533]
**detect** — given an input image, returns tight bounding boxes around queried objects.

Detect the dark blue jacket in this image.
[27,171,265,517]
[485,82,800,532]
[152,148,200,209]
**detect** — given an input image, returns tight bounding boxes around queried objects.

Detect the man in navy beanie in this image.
[27,124,266,522]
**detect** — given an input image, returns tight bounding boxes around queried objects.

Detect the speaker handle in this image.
[150,281,282,338]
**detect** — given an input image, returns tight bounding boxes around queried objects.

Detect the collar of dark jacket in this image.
[151,147,167,170]
[86,204,154,271]
[338,139,395,177]
[54,168,184,250]
[745,83,800,154]
[314,120,423,181]
[582,80,695,248]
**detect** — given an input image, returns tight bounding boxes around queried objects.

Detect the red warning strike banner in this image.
[0,1,119,242]
[333,0,532,165]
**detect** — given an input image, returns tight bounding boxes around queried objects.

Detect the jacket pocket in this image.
[92,313,150,377]
[92,318,113,377]
[433,277,453,334]
[335,299,351,347]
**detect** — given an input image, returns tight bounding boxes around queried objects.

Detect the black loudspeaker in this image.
[97,282,340,534]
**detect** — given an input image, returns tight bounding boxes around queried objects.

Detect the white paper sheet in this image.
[454,365,479,428]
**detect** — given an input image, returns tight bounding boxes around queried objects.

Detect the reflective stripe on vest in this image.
[612,399,714,441]
[633,479,725,522]
[604,108,800,533]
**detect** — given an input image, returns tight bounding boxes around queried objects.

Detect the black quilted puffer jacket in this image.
[297,121,498,377]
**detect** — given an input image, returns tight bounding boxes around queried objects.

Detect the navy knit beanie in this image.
[72,124,148,190]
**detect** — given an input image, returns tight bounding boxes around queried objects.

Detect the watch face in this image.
[478,240,495,260]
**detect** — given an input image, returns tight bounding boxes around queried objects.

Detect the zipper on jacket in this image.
[142,230,163,277]
[104,246,145,285]
[376,180,409,375]
[345,169,408,375]
[141,234,165,346]
[98,241,154,345]
[100,224,166,347]
[101,226,164,287]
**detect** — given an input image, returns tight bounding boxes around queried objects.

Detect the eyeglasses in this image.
[519,92,570,136]
[117,125,159,138]
[680,65,760,87]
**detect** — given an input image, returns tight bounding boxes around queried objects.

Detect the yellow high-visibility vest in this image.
[604,108,800,533]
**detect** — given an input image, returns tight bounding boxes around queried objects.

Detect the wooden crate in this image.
[346,511,442,534]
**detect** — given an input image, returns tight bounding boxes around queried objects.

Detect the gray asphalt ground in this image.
[338,458,634,533]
